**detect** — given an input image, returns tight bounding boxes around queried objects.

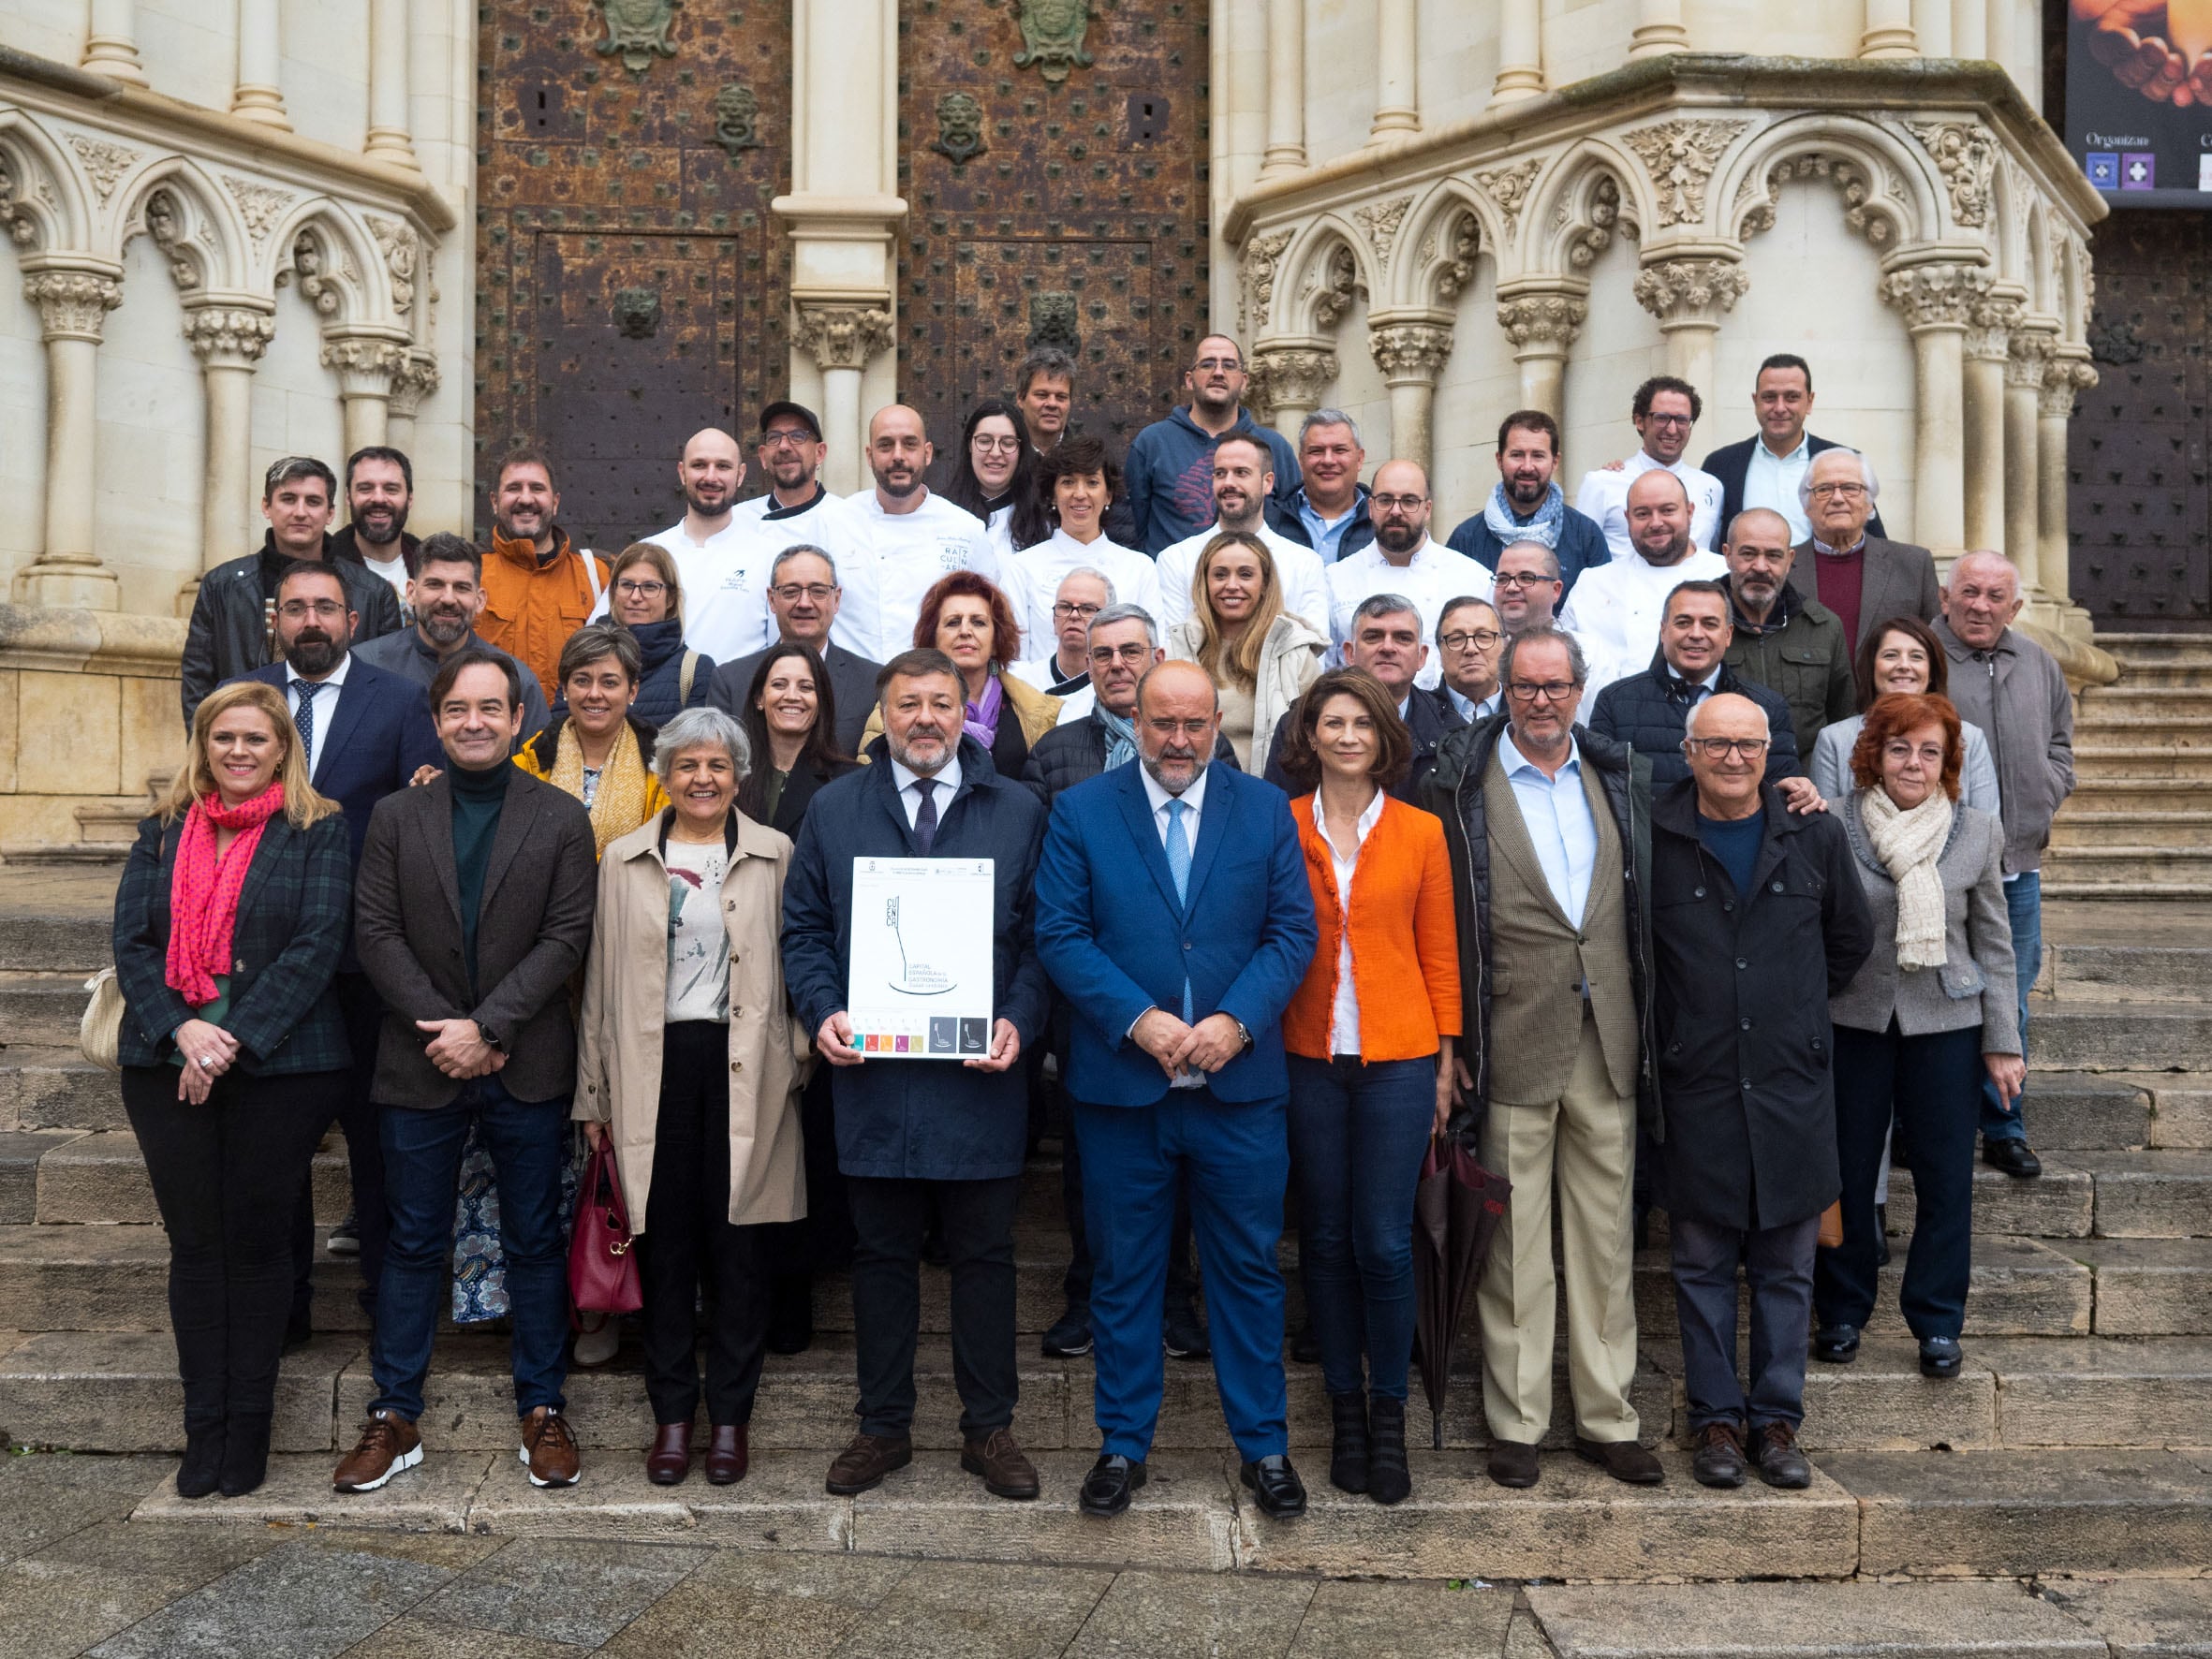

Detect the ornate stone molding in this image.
[2001,321,2056,388]
[1738,153,1898,248]
[1902,119,1996,228]
[1620,118,1750,227]
[1879,261,1992,330]
[1630,257,1748,326]
[1354,196,1412,270]
[1496,289,1587,351]
[1562,174,1623,271]
[366,216,420,315]
[1238,228,1293,337]
[388,351,443,419]
[2041,355,2097,418]
[1964,292,2023,364]
[1428,211,1481,301]
[1308,244,1361,330]
[1368,321,1453,385]
[1246,345,1339,419]
[223,175,296,247]
[65,134,140,205]
[319,333,408,394]
[182,305,275,367]
[1470,158,1543,236]
[24,271,123,342]
[790,303,894,372]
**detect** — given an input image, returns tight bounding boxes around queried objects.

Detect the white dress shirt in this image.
[1323,536,1495,691]
[842,489,1002,665]
[1445,684,1503,723]
[1572,451,1725,563]
[887,752,963,830]
[1154,521,1330,640]
[285,654,351,785]
[734,486,888,662]
[641,516,778,663]
[1742,434,1814,543]
[1137,759,1211,1087]
[1320,786,1386,1055]
[1556,548,1729,689]
[999,526,1162,660]
[1497,727,1598,929]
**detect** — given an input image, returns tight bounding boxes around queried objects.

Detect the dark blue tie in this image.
[912,778,937,856]
[292,680,318,775]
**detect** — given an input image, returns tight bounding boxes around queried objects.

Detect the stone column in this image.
[232,0,289,128]
[1912,0,1952,55]
[1260,0,1305,178]
[1880,261,1986,558]
[184,301,275,585]
[1631,256,1747,401]
[2002,326,2052,590]
[1951,0,1985,56]
[2039,352,2096,615]
[364,0,417,169]
[1630,0,1690,58]
[1371,0,1420,139]
[15,265,123,609]
[1247,342,1338,442]
[1859,0,1917,57]
[81,0,149,84]
[386,351,441,456]
[792,304,895,496]
[1960,289,2018,555]
[1367,318,1453,477]
[1493,0,1545,104]
[1495,283,1586,420]
[322,333,408,460]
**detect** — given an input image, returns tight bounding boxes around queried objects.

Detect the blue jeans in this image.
[1980,872,2041,1144]
[1285,1054,1437,1401]
[371,1076,570,1422]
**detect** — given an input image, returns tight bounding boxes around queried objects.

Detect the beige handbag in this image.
[79,968,125,1073]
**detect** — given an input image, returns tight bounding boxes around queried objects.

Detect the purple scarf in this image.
[964,671,1005,749]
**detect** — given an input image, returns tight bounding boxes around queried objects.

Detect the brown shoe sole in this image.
[961,1447,1040,1501]
[825,1441,912,1495]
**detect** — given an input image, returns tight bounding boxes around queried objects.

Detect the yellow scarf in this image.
[551,718,654,859]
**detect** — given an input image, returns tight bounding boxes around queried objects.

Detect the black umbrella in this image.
[1410,1128,1511,1450]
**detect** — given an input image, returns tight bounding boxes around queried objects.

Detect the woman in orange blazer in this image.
[1277,668,1462,1511]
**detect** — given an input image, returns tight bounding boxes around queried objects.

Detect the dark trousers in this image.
[1286,1054,1435,1400]
[371,1076,569,1421]
[1818,1021,1983,1341]
[1075,1087,1290,1463]
[289,971,389,1323]
[764,1066,852,1319]
[639,1021,771,1426]
[848,1172,1022,1441]
[1672,1211,1820,1431]
[122,1064,339,1431]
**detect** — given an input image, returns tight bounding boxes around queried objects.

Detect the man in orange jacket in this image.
[479,447,609,696]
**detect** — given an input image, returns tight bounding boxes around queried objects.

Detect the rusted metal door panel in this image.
[2070,213,2212,629]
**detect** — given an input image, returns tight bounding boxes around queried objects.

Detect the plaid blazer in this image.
[111,812,353,1074]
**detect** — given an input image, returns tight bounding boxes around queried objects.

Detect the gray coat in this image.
[1932,618,2075,876]
[1829,789,2020,1051]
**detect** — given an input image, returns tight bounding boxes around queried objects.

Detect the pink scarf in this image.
[165,782,288,1008]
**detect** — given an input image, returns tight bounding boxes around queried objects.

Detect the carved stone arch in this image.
[1394,178,1493,311]
[1719,117,1933,254]
[0,112,90,255]
[1275,215,1378,338]
[111,158,248,296]
[270,200,389,329]
[1987,157,2036,293]
[2023,198,2057,320]
[1524,142,1644,280]
[2057,228,2092,345]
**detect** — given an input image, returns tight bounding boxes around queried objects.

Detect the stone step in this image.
[0,910,109,975]
[0,1131,79,1223]
[2069,713,2212,748]
[2051,812,2212,849]
[2003,1079,2150,1149]
[0,1329,362,1453]
[2072,745,2212,781]
[2129,1072,2212,1148]
[1884,1162,2093,1240]
[0,1047,126,1132]
[0,973,92,1049]
[2042,878,2212,903]
[2063,776,2212,814]
[2037,847,2212,888]
[2042,945,2212,1005]
[2066,1150,2212,1238]
[31,1125,351,1226]
[2028,996,2212,1071]
[1863,1239,2094,1339]
[1975,1336,2212,1447]
[2055,1238,2212,1337]
[2082,681,2212,709]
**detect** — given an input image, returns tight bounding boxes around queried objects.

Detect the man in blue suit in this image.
[1036,659,1320,1520]
[232,563,441,1333]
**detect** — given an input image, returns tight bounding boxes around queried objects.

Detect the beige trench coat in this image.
[574,809,812,1232]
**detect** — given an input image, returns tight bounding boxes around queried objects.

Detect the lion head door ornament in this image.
[1013,0,1093,84]
[612,286,662,339]
[595,0,677,76]
[715,83,761,159]
[932,92,988,168]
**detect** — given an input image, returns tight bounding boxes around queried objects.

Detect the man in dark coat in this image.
[780,649,1052,1505]
[1262,594,1464,805]
[1786,448,1939,657]
[709,544,881,757]
[1648,693,1871,1493]
[1718,507,1854,759]
[1700,355,1886,547]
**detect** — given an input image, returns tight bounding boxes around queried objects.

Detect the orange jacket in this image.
[479,525,609,697]
[1283,791,1463,1062]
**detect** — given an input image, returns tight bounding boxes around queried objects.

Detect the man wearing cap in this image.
[734,402,880,661]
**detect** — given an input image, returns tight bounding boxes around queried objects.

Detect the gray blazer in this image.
[1829,789,2019,1051]
[1811,715,2000,817]
[1787,535,1941,643]
[353,767,599,1108]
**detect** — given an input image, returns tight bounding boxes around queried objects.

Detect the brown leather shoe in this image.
[333,1409,421,1492]
[1486,1438,1540,1488]
[960,1427,1040,1501]
[705,1424,748,1486]
[520,1406,582,1488]
[645,1422,690,1486]
[1690,1421,1747,1489]
[825,1431,912,1495]
[1749,1419,1812,1490]
[1573,1435,1665,1485]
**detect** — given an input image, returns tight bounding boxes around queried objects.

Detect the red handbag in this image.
[568,1140,643,1320]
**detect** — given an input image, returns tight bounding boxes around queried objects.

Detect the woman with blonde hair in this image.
[111,680,352,1500]
[603,541,715,727]
[1167,530,1327,775]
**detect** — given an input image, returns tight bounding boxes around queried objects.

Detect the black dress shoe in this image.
[1239,1454,1307,1519]
[1078,1452,1146,1517]
[1983,1138,2042,1179]
[176,1426,225,1499]
[1690,1421,1747,1489]
[1290,1324,1321,1365]
[1918,1335,1963,1379]
[1041,1303,1093,1358]
[1748,1420,1811,1490]
[1813,1323,1860,1364]
[646,1422,692,1485]
[1572,1436,1664,1485]
[1163,1302,1210,1362]
[218,1417,272,1498]
[1487,1438,1540,1488]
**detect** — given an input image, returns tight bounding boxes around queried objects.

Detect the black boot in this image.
[218,1415,272,1498]
[1366,1396,1410,1505]
[1327,1391,1370,1494]
[176,1423,225,1499]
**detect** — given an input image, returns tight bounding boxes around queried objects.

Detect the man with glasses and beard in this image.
[338,447,420,611]
[228,562,442,1331]
[1446,411,1609,600]
[1124,334,1301,554]
[1559,470,1729,692]
[355,533,552,741]
[634,428,776,662]
[1323,461,1492,691]
[1573,377,1726,564]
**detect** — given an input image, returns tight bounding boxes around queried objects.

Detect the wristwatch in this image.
[478,1020,507,1053]
[1233,1019,1253,1054]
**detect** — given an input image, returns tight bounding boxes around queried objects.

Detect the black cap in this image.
[757,401,823,442]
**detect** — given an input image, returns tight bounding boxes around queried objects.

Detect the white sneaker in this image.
[572,1317,620,1367]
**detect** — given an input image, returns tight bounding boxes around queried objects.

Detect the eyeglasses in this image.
[971,434,1023,455]
[1642,413,1694,429]
[1370,493,1428,512]
[1684,736,1770,760]
[613,579,666,598]
[759,429,814,449]
[1881,741,1947,765]
[278,599,346,620]
[1438,629,1502,652]
[772,582,837,602]
[1506,680,1578,702]
[1089,643,1153,665]
[1191,358,1243,373]
[1808,481,1867,500]
[1492,571,1556,590]
[1053,601,1103,621]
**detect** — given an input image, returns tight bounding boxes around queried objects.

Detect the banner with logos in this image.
[2066,2,2212,206]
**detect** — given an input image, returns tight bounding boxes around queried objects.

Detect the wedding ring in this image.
[195,1055,210,1068]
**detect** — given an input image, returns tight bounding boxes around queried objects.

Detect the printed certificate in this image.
[846,856,995,1059]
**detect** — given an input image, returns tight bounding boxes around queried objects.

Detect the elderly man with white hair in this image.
[1784,448,1939,657]
[1010,567,1118,710]
[1932,551,2075,1182]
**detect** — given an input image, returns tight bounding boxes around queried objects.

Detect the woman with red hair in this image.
[1815,691,2024,1383]
[858,570,1061,779]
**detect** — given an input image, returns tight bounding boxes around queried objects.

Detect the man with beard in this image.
[1263,594,1465,807]
[338,447,420,609]
[1153,434,1330,638]
[354,533,552,741]
[732,403,877,657]
[182,455,404,727]
[779,649,1051,1504]
[708,544,882,757]
[1323,461,1491,691]
[1574,377,1727,563]
[1124,334,1301,553]
[1446,411,1609,599]
[229,563,442,1331]
[635,427,777,662]
[1718,507,1854,757]
[1558,470,1729,690]
[837,405,999,662]
[479,447,610,696]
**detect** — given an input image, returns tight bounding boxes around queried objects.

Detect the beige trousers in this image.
[1477,1009,1641,1446]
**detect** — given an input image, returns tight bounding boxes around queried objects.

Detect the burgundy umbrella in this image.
[1411,1129,1512,1450]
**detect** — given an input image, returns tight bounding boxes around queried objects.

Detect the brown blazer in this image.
[353,767,599,1108]
[1786,534,1941,648]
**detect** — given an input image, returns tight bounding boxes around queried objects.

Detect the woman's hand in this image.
[176,1055,214,1104]
[1435,1038,1460,1135]
[408,764,443,787]
[1984,1051,2027,1108]
[172,1019,239,1081]
[582,1120,605,1150]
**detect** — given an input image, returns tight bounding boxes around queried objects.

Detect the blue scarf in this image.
[1482,481,1566,551]
[1095,703,1138,771]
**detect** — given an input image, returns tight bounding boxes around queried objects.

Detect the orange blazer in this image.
[1283,791,1463,1063]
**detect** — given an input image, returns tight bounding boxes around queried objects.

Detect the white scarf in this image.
[1861,786,1953,971]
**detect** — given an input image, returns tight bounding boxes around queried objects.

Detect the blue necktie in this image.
[292,680,317,776]
[912,778,937,856]
[1166,799,1193,1022]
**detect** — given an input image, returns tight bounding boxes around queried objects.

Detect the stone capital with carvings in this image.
[1368,322,1453,385]
[1964,292,2024,364]
[1630,257,1748,328]
[183,305,276,368]
[24,271,122,343]
[1496,290,1587,354]
[791,303,895,372]
[389,351,443,419]
[2040,355,2097,418]
[1246,345,1339,419]
[320,333,409,396]
[2002,323,2057,389]
[1879,262,1992,331]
